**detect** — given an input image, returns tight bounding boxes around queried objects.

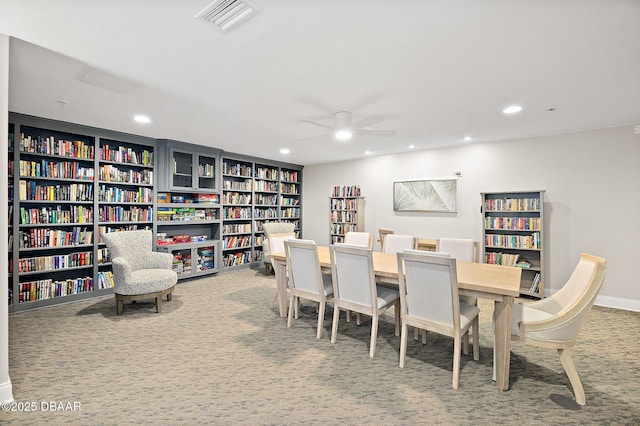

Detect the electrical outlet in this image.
[634,124,640,135]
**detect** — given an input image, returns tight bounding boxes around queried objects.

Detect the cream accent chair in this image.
[262,222,296,274]
[285,239,334,339]
[330,244,400,358]
[397,251,480,390]
[101,230,178,315]
[383,234,416,254]
[505,253,607,405]
[344,231,374,249]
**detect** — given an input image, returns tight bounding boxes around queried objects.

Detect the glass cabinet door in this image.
[197,154,216,190]
[171,150,194,189]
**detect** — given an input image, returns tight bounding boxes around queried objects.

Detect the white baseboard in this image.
[596,295,640,312]
[0,378,13,403]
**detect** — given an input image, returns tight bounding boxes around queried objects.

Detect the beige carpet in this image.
[4,267,640,425]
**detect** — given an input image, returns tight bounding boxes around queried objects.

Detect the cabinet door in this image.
[196,154,216,191]
[170,149,196,190]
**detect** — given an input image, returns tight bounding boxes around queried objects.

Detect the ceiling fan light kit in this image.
[300,110,397,142]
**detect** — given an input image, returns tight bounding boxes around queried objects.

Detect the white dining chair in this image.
[383,234,416,254]
[285,239,334,338]
[397,251,479,390]
[330,244,400,358]
[344,231,374,249]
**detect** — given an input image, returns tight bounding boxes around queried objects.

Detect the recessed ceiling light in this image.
[502,105,522,114]
[279,148,290,155]
[408,144,415,149]
[364,150,372,155]
[464,136,472,142]
[134,115,151,124]
[335,130,352,141]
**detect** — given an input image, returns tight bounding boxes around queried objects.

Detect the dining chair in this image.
[329,244,400,358]
[383,234,416,254]
[377,228,394,252]
[284,239,334,338]
[397,251,480,390]
[504,253,607,405]
[262,222,296,275]
[268,231,297,310]
[344,231,374,249]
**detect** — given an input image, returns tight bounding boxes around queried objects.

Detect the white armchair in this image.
[507,253,607,405]
[262,222,296,274]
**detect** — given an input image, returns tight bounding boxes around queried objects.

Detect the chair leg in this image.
[414,327,419,341]
[167,292,172,302]
[356,313,362,325]
[155,295,161,313]
[422,329,427,344]
[316,301,325,339]
[558,348,586,405]
[370,314,379,358]
[463,332,469,355]
[394,302,400,337]
[116,295,124,315]
[287,293,295,328]
[331,304,340,343]
[346,309,351,323]
[472,319,480,361]
[452,334,461,390]
[399,322,408,368]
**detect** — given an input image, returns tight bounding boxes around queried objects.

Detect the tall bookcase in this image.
[481,190,545,298]
[155,140,222,279]
[330,185,365,244]
[221,155,302,269]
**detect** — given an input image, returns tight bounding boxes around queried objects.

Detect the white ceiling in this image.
[2,0,639,165]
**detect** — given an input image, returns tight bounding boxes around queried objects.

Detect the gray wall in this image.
[302,125,640,311]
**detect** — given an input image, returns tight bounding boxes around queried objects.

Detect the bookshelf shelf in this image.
[481,190,546,299]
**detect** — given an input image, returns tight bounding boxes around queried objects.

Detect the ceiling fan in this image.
[300,111,396,141]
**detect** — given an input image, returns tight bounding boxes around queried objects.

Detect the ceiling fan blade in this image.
[352,115,384,129]
[355,129,397,137]
[300,119,333,130]
[296,132,330,142]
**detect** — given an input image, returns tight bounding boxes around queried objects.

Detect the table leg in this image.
[273,259,288,318]
[493,296,514,391]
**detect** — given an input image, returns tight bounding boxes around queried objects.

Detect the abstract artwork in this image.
[393,179,458,212]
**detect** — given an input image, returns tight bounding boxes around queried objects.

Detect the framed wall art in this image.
[393,178,458,212]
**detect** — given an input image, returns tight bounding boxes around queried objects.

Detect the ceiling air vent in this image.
[195,0,261,32]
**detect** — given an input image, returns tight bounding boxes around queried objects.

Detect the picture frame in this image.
[393,178,458,212]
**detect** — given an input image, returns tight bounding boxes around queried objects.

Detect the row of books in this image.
[484,197,541,212]
[222,162,252,177]
[332,185,361,198]
[157,207,216,221]
[223,223,252,234]
[255,166,279,180]
[254,180,278,192]
[19,227,93,249]
[280,170,298,183]
[484,232,541,250]
[280,197,300,206]
[253,194,277,205]
[17,276,94,303]
[96,271,115,289]
[223,179,252,191]
[17,251,93,273]
[223,207,252,219]
[98,185,153,203]
[98,206,153,223]
[99,165,153,185]
[19,159,95,181]
[223,250,252,267]
[99,145,153,166]
[529,273,542,294]
[485,217,540,231]
[223,235,251,250]
[485,252,520,267]
[281,208,300,218]
[254,220,299,232]
[331,210,358,223]
[198,163,214,177]
[330,223,359,235]
[19,205,92,225]
[223,192,252,204]
[20,134,95,160]
[331,198,359,210]
[253,208,278,219]
[280,183,299,195]
[19,181,93,202]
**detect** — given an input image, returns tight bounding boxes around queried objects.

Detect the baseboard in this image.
[0,378,14,403]
[595,295,640,312]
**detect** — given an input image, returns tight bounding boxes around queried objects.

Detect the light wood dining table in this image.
[269,246,521,391]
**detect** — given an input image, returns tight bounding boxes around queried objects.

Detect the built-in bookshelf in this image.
[7,124,14,306]
[481,190,545,298]
[330,185,364,244]
[221,156,303,269]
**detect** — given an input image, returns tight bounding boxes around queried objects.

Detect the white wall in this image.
[302,125,640,310]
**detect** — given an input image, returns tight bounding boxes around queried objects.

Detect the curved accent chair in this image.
[505,253,607,405]
[102,230,178,315]
[262,222,296,275]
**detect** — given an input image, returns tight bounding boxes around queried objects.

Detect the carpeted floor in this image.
[4,267,640,425]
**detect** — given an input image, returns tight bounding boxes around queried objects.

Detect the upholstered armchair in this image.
[102,230,178,315]
[262,222,296,274]
[503,253,607,405]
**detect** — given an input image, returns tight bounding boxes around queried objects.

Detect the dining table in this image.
[269,246,522,391]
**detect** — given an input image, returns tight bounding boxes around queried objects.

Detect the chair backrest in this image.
[268,232,296,257]
[330,244,377,310]
[397,251,460,329]
[383,234,416,254]
[524,253,607,342]
[262,222,295,236]
[344,231,374,249]
[437,238,475,262]
[378,228,394,251]
[101,230,153,272]
[285,239,324,295]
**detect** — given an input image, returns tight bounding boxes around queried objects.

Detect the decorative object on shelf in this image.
[393,179,457,212]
